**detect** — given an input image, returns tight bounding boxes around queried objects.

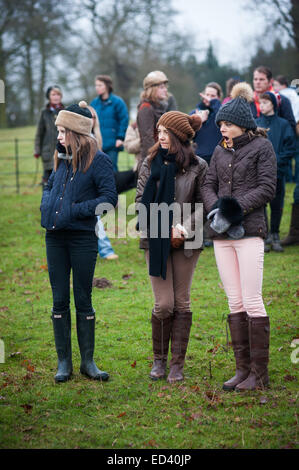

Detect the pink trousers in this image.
[213,237,267,317]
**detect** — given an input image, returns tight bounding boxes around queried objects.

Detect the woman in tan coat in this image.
[136,111,207,383]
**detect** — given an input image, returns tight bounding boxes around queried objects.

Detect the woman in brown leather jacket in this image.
[136,111,207,383]
[202,83,277,391]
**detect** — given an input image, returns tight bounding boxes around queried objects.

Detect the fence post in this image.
[15,138,20,194]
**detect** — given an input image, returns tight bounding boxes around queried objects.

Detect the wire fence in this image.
[0,138,41,193]
[0,138,135,194]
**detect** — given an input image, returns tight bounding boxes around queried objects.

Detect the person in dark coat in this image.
[256,92,296,252]
[137,71,169,169]
[189,82,223,165]
[202,82,277,392]
[34,85,64,187]
[40,102,118,383]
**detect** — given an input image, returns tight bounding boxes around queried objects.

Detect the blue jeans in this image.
[46,230,98,315]
[97,217,115,258]
[105,148,119,172]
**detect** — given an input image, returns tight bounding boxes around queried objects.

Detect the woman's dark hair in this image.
[46,85,62,100]
[95,74,113,94]
[247,127,268,139]
[147,130,198,171]
[275,75,289,87]
[206,82,223,100]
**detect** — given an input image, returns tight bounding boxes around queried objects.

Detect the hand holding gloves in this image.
[207,197,245,239]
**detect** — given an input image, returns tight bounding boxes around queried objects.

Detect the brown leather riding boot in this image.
[223,311,250,391]
[167,311,192,383]
[236,316,270,391]
[150,313,172,380]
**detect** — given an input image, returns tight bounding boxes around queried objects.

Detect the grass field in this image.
[0,127,298,450]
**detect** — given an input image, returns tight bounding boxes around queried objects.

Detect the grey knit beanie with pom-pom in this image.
[215,82,257,130]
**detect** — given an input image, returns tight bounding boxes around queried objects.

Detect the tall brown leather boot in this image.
[281,203,299,246]
[167,311,192,383]
[236,316,270,391]
[150,313,172,380]
[223,311,250,391]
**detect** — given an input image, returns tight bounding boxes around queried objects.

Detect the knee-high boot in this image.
[223,311,250,391]
[236,316,270,391]
[76,312,109,381]
[150,313,172,380]
[167,311,192,383]
[52,310,73,383]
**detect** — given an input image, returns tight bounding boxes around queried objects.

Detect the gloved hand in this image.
[207,208,231,234]
[226,224,245,239]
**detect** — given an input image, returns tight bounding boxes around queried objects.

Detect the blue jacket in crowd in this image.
[189,99,222,164]
[251,94,296,134]
[90,93,129,153]
[256,113,296,179]
[40,151,118,231]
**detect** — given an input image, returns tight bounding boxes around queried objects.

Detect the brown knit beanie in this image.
[157,111,202,142]
[55,102,93,135]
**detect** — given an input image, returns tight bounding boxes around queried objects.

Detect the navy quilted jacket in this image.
[40,151,118,231]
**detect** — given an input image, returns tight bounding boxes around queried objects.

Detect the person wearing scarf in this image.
[136,111,208,383]
[34,85,65,187]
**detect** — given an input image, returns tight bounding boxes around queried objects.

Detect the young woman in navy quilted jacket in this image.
[40,102,118,383]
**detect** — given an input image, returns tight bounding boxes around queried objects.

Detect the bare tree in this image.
[246,0,299,52]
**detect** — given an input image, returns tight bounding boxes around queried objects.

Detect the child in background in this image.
[256,92,296,252]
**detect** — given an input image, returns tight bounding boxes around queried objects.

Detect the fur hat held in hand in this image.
[215,196,244,225]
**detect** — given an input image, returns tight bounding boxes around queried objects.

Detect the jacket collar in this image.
[221,132,252,152]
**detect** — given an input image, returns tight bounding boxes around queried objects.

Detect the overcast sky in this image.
[171,0,287,69]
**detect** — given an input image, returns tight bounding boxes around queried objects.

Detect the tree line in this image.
[0,0,298,128]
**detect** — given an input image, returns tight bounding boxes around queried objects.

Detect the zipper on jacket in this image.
[52,163,72,229]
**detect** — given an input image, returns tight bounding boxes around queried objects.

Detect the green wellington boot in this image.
[52,310,73,383]
[76,313,109,381]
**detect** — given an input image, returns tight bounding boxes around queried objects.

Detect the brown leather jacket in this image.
[135,155,208,255]
[137,101,166,162]
[202,133,277,239]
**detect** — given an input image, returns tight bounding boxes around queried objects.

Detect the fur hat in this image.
[55,102,93,135]
[143,71,168,90]
[157,111,202,142]
[215,82,257,130]
[215,197,244,225]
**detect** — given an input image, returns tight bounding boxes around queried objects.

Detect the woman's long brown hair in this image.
[247,127,268,139]
[54,129,98,173]
[147,130,198,171]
